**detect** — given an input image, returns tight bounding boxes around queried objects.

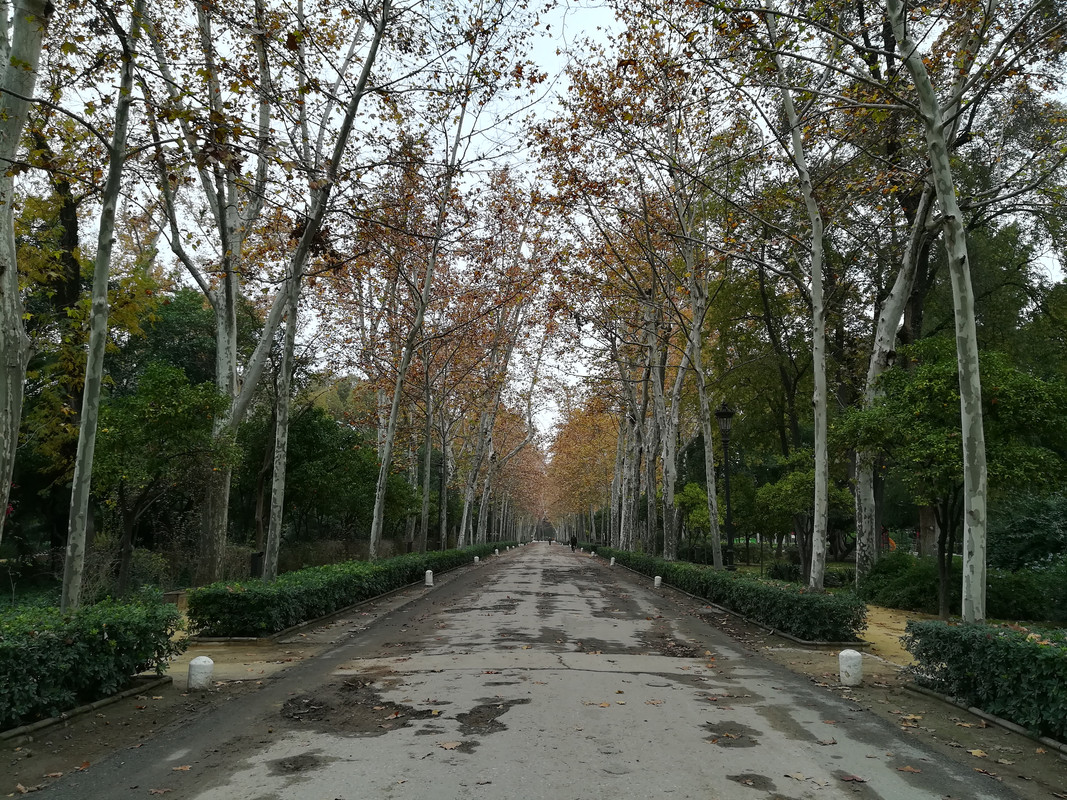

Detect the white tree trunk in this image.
[888,0,988,622]
[855,188,932,579]
[61,0,144,609]
[765,4,828,589]
[0,0,53,547]
[263,284,300,582]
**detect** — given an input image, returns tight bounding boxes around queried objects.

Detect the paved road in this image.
[42,543,1017,800]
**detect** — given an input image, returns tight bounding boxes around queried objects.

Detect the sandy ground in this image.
[2,582,1065,798]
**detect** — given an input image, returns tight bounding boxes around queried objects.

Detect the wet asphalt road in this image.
[40,542,1018,800]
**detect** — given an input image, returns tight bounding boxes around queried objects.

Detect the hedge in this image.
[903,620,1067,741]
[187,543,517,637]
[0,594,186,731]
[597,547,867,642]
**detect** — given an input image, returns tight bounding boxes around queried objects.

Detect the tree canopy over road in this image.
[1,0,1065,623]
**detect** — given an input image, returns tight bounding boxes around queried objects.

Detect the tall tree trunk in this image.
[0,0,53,547]
[766,4,828,589]
[888,0,988,622]
[855,188,932,580]
[263,284,299,582]
[62,2,143,609]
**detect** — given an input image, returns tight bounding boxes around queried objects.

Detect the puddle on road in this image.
[279,678,434,737]
[727,773,777,791]
[266,750,337,775]
[703,719,762,747]
[456,698,531,736]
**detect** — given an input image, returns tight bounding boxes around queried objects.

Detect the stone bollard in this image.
[610,557,615,566]
[425,570,434,586]
[494,548,499,555]
[188,656,214,690]
[654,575,662,588]
[839,649,863,686]
[474,556,480,563]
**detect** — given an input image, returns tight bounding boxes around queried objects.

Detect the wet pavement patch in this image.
[703,719,761,747]
[456,698,531,736]
[279,679,434,736]
[727,773,776,791]
[266,751,335,775]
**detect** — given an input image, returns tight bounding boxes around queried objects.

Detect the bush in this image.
[904,620,1067,741]
[860,551,1066,622]
[988,492,1067,570]
[187,543,516,637]
[0,593,186,730]
[766,560,801,582]
[598,547,867,642]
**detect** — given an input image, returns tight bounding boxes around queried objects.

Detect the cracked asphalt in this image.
[35,542,1025,800]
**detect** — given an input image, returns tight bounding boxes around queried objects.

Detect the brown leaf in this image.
[44,773,63,779]
[968,749,988,758]
[148,790,172,796]
[78,762,91,771]
[785,773,807,781]
[439,741,461,750]
[840,775,867,783]
[817,738,837,746]
[171,766,191,771]
[598,702,611,708]
[897,765,921,773]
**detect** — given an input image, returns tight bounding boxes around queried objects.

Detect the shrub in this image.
[766,560,801,582]
[599,547,867,642]
[860,551,1065,622]
[187,543,515,637]
[904,620,1067,741]
[988,492,1067,570]
[0,592,186,730]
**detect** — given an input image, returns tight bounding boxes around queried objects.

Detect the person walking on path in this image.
[569,534,577,552]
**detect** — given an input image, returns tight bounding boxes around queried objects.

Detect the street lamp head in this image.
[714,401,735,436]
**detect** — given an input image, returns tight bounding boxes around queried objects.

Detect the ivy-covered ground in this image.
[3,604,1065,798]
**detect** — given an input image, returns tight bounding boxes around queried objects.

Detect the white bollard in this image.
[654,575,662,588]
[839,649,863,686]
[425,569,434,586]
[610,557,615,566]
[591,551,596,557]
[188,655,214,690]
[474,556,480,563]
[494,548,499,555]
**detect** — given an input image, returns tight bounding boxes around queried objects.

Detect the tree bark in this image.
[62,0,143,609]
[765,3,828,589]
[887,0,988,622]
[0,0,53,547]
[263,283,300,582]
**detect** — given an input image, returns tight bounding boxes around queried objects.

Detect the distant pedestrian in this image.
[569,534,577,552]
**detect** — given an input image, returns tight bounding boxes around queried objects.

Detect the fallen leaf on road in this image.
[171,766,191,772]
[968,749,988,758]
[900,714,923,721]
[897,766,921,773]
[645,699,663,706]
[785,773,807,781]
[616,701,626,705]
[822,720,837,725]
[78,762,91,771]
[431,710,441,716]
[15,784,29,794]
[148,791,172,796]
[599,702,611,708]
[439,742,461,750]
[1036,747,1046,754]
[974,768,998,778]
[44,773,63,779]
[817,738,837,746]
[840,775,867,783]
[995,759,1014,765]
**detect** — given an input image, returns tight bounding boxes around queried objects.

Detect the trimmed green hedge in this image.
[0,595,186,731]
[597,547,867,642]
[187,543,517,637]
[904,620,1067,741]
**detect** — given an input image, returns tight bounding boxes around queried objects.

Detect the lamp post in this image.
[715,401,736,570]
